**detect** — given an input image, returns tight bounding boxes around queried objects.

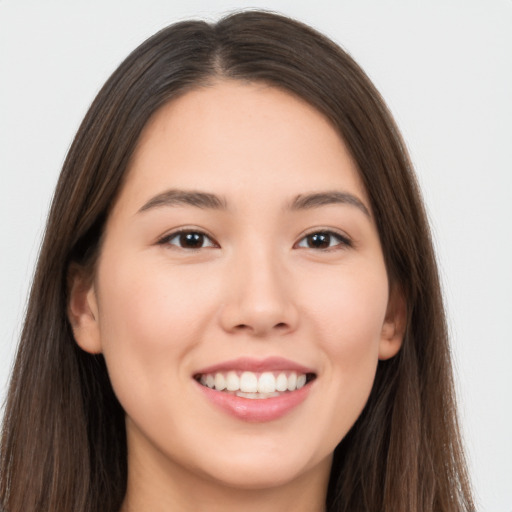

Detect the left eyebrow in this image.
[288,191,371,217]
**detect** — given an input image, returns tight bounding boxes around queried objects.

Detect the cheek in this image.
[97,254,216,347]
[93,255,220,408]
[302,262,388,425]
[307,262,389,351]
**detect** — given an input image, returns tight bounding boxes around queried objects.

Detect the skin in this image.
[69,81,405,512]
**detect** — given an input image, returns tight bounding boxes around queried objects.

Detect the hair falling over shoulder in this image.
[0,10,474,512]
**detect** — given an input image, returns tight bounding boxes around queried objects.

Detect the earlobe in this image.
[67,265,103,354]
[378,285,407,360]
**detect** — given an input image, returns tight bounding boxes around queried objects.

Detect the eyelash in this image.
[295,230,352,250]
[157,229,352,251]
[158,229,218,250]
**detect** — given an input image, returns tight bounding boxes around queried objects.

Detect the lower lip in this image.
[195,381,313,422]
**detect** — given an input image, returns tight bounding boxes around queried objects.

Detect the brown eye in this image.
[179,232,204,248]
[162,231,216,249]
[306,233,331,249]
[296,231,351,250]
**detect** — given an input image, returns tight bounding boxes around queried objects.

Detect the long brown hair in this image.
[1,10,474,512]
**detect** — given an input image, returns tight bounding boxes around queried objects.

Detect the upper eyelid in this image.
[294,230,353,251]
[158,227,218,246]
[157,227,352,247]
[296,228,352,242]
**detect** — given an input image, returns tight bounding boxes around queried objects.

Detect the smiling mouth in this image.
[194,370,317,399]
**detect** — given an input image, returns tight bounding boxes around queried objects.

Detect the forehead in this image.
[120,80,368,212]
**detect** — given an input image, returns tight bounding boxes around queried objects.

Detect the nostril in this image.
[232,321,290,335]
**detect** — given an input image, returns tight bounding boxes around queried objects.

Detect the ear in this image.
[379,284,407,360]
[67,264,103,354]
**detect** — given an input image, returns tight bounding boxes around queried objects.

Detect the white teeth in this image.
[287,372,297,391]
[275,372,288,392]
[226,371,239,391]
[257,372,276,393]
[214,373,226,391]
[236,391,281,399]
[205,374,215,388]
[276,373,288,391]
[199,370,312,394]
[240,371,258,392]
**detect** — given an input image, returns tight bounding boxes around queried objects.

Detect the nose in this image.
[218,246,299,338]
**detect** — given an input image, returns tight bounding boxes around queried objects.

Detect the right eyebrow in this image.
[138,189,228,213]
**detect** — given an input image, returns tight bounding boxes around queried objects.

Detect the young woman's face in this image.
[71,81,403,496]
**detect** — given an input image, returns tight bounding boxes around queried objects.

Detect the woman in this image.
[0,10,474,512]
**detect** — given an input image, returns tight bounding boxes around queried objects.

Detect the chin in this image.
[203,464,311,491]
[190,443,331,492]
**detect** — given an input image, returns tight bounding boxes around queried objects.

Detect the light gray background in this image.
[1,1,511,510]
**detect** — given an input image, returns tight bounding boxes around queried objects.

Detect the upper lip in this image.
[194,356,316,375]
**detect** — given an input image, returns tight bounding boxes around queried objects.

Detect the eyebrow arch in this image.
[138,189,228,213]
[289,191,371,217]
